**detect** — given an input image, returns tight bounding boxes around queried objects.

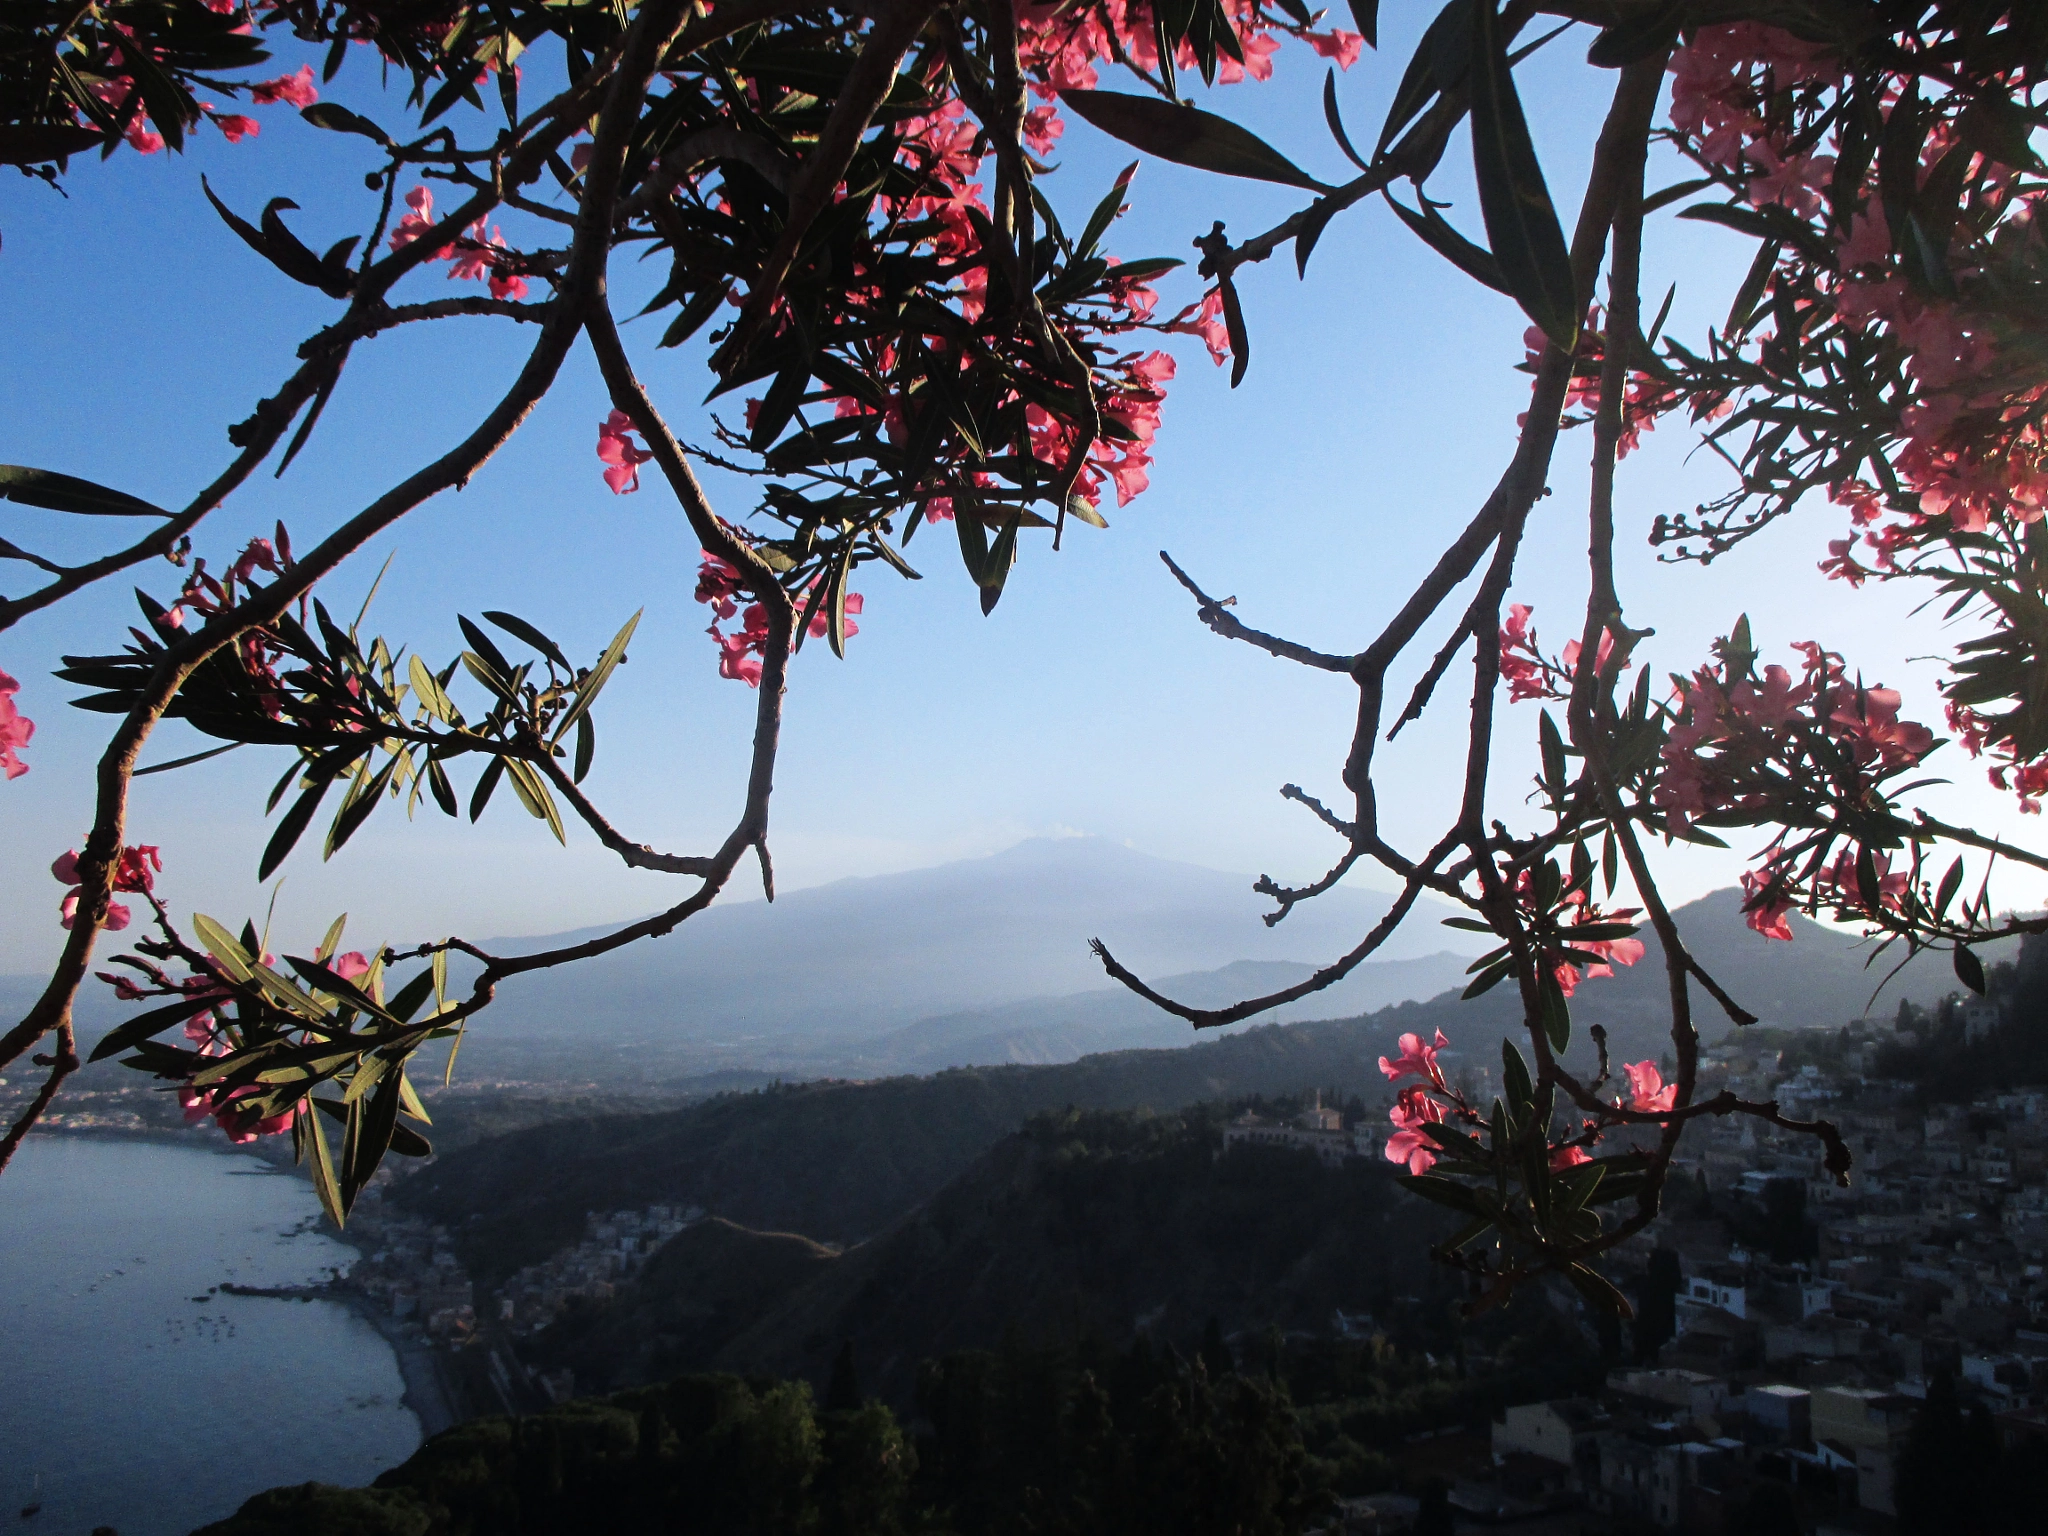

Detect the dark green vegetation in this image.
[396,888,1955,1285]
[198,1348,1323,1536]
[1895,1369,2048,1536]
[531,1107,1604,1414]
[202,1118,1603,1536]
[532,1105,1431,1402]
[395,1026,1429,1282]
[1875,931,2048,1104]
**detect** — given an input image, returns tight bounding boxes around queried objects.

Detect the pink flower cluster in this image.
[1548,892,1646,997]
[1497,604,1619,705]
[388,186,530,301]
[692,551,863,687]
[1378,1029,1452,1174]
[1373,1024,1677,1177]
[1656,640,1934,862]
[81,36,317,155]
[51,843,160,932]
[597,410,655,494]
[1668,24,1843,216]
[1519,307,1684,454]
[161,532,293,718]
[0,666,31,780]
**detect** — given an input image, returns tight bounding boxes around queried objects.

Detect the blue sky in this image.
[2,17,2038,974]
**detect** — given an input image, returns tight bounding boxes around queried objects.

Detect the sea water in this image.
[0,1136,422,1536]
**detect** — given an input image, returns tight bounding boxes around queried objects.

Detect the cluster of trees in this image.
[1894,1370,2048,1536]
[1874,932,2048,1100]
[198,1346,1325,1536]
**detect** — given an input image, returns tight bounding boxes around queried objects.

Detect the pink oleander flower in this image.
[597,410,655,494]
[1550,1144,1593,1171]
[331,951,371,982]
[59,891,130,933]
[1022,104,1063,156]
[711,626,764,687]
[1826,684,1934,767]
[1304,30,1364,69]
[113,845,162,894]
[215,113,259,143]
[52,842,158,932]
[1384,1086,1445,1175]
[1622,1060,1677,1114]
[695,552,746,619]
[250,64,318,108]
[1739,867,1795,941]
[0,667,33,779]
[805,590,863,640]
[1163,290,1229,366]
[387,186,452,258]
[1378,1028,1449,1091]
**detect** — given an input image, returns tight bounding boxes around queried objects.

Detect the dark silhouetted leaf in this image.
[1585,0,1683,68]
[1469,0,1577,348]
[0,466,171,517]
[1384,191,1508,292]
[1954,944,1986,995]
[1060,90,1331,192]
[300,102,391,146]
[0,124,104,165]
[1349,0,1379,49]
[482,610,570,670]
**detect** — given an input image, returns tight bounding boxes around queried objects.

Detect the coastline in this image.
[44,1124,464,1441]
[223,1281,457,1440]
[333,1288,460,1440]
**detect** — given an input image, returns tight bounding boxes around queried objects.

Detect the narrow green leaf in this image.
[1469,0,1577,348]
[573,712,596,784]
[1936,856,1964,916]
[261,774,337,881]
[552,609,642,742]
[1384,191,1509,293]
[1539,968,1571,1053]
[303,1099,346,1226]
[980,517,1019,615]
[468,756,506,822]
[317,913,348,963]
[408,653,458,723]
[192,914,256,984]
[1463,957,1514,998]
[1323,71,1370,173]
[1539,709,1566,794]
[88,997,216,1063]
[1348,0,1378,49]
[503,758,567,844]
[1501,1037,1533,1111]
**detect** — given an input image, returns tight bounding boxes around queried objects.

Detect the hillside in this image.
[533,1106,1454,1406]
[392,887,1989,1281]
[393,1012,1431,1280]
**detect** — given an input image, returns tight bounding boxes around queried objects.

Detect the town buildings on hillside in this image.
[1450,1020,2048,1534]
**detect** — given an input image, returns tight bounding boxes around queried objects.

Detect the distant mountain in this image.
[766,951,1477,1076]
[462,836,1479,1044]
[1443,888,2014,1075]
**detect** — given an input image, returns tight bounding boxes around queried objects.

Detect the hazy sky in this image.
[3,18,2038,975]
